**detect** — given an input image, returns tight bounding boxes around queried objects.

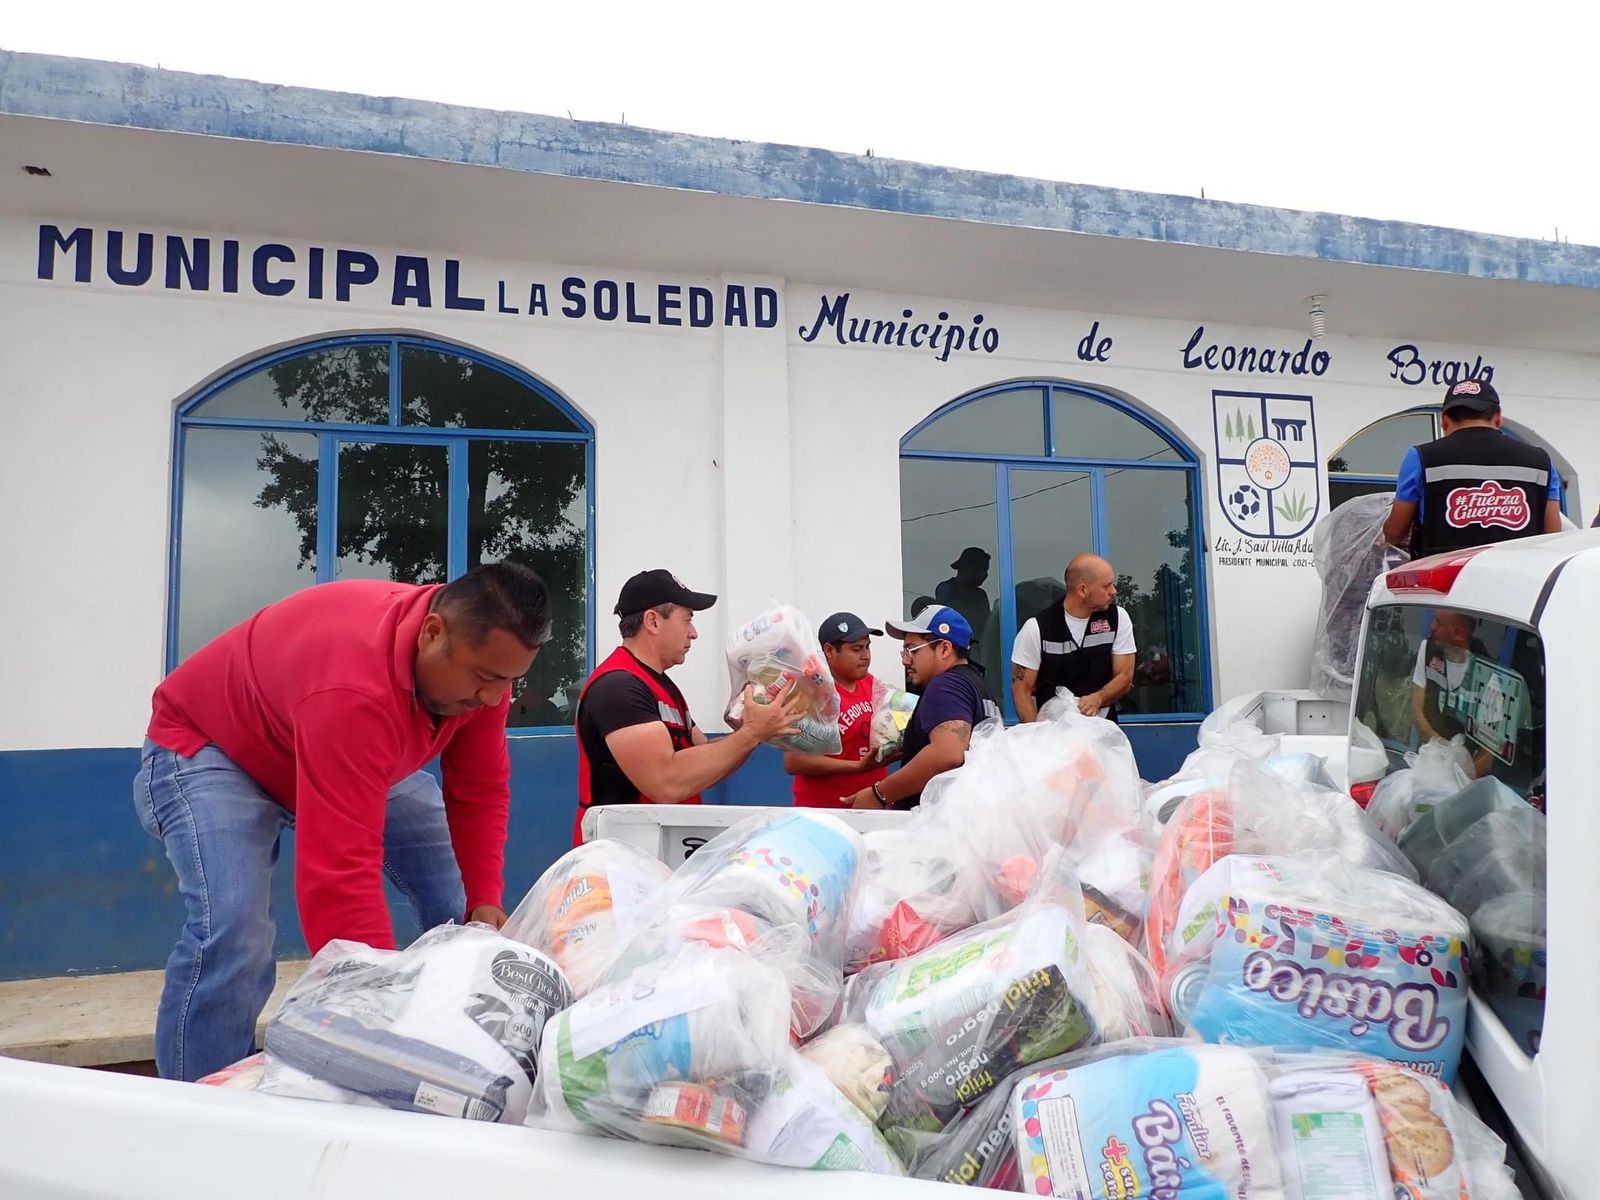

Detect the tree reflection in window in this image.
[174,338,592,729]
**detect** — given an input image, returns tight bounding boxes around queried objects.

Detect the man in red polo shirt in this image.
[784,612,891,808]
[573,569,801,842]
[134,562,551,1082]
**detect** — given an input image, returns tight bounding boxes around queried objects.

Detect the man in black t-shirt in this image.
[846,604,998,812]
[572,569,799,842]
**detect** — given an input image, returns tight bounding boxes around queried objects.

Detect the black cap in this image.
[950,546,991,571]
[1442,377,1500,416]
[819,612,883,645]
[613,569,717,617]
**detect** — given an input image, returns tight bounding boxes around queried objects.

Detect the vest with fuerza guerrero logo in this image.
[573,646,700,844]
[1413,426,1552,557]
[1031,603,1121,722]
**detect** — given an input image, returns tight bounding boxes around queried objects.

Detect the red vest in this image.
[573,646,701,844]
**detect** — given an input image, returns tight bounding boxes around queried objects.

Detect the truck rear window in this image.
[1352,603,1547,1058]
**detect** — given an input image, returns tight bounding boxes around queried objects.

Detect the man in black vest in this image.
[1010,553,1136,723]
[1381,378,1563,557]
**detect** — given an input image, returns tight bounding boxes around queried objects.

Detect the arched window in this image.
[170,335,594,731]
[900,381,1210,721]
[1328,408,1576,517]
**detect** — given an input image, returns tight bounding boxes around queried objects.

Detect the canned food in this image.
[1165,960,1208,1026]
[642,1081,748,1146]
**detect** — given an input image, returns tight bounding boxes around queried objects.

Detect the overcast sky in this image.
[8,1,1599,246]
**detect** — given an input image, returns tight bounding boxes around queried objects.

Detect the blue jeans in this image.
[133,740,467,1082]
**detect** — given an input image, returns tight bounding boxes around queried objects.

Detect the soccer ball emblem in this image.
[1228,484,1262,520]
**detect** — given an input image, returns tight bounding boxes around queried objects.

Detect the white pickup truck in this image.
[1274,529,1590,1200]
[0,532,1589,1199]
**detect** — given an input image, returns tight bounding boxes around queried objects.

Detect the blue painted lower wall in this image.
[0,724,1196,981]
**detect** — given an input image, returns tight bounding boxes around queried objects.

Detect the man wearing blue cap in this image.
[846,604,998,811]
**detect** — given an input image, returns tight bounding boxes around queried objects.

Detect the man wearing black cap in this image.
[572,569,800,843]
[784,613,892,809]
[1382,379,1563,557]
[935,547,992,641]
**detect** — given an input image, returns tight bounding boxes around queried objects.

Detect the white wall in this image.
[4,213,1598,751]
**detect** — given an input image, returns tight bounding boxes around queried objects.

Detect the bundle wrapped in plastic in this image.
[1162,854,1471,1083]
[845,710,1143,971]
[503,839,671,995]
[725,604,842,754]
[842,853,1100,1145]
[534,937,902,1173]
[1471,891,1547,1057]
[1367,739,1475,841]
[869,677,918,761]
[260,924,572,1124]
[1423,806,1546,921]
[1311,493,1408,701]
[1006,1039,1517,1199]
[1398,776,1531,881]
[613,809,863,1038]
[1144,759,1415,976]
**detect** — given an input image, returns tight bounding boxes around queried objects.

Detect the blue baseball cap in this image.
[886,604,973,651]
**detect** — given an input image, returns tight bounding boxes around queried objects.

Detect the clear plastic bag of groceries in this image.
[843,709,1143,971]
[612,808,863,1038]
[1160,854,1471,1082]
[1144,759,1415,976]
[1367,738,1476,841]
[260,923,572,1124]
[502,839,671,995]
[725,604,842,754]
[1001,1038,1516,1200]
[869,677,918,761]
[1311,492,1408,702]
[799,1023,896,1123]
[1424,806,1547,921]
[1471,890,1547,1058]
[909,1037,1516,1197]
[533,936,902,1174]
[841,852,1102,1147]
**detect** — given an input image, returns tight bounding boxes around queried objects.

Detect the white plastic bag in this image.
[502,839,671,995]
[843,852,1100,1141]
[613,808,863,1038]
[1367,739,1475,842]
[844,708,1143,970]
[725,604,842,754]
[1311,494,1408,701]
[261,924,571,1124]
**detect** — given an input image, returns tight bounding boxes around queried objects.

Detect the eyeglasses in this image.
[900,640,944,659]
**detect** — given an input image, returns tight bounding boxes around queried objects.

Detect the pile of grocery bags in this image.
[199,609,1537,1197]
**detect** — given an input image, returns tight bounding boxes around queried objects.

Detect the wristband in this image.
[871,781,888,807]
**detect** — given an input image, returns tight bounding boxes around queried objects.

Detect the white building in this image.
[3,49,1597,978]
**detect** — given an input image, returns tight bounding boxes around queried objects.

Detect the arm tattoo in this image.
[931,719,974,744]
[1010,664,1028,683]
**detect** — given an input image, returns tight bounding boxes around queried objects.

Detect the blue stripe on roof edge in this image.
[4,49,1599,290]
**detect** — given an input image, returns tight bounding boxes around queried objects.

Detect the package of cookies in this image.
[1269,1051,1520,1200]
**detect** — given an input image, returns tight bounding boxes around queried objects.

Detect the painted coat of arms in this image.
[1213,390,1320,538]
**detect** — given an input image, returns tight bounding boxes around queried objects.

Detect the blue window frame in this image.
[1328,407,1572,517]
[169,334,595,733]
[899,381,1212,722]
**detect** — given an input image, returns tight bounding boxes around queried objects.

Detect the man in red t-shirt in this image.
[784,612,893,808]
[134,562,551,1082]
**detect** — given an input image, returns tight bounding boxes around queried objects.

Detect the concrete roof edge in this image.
[4,48,1600,289]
